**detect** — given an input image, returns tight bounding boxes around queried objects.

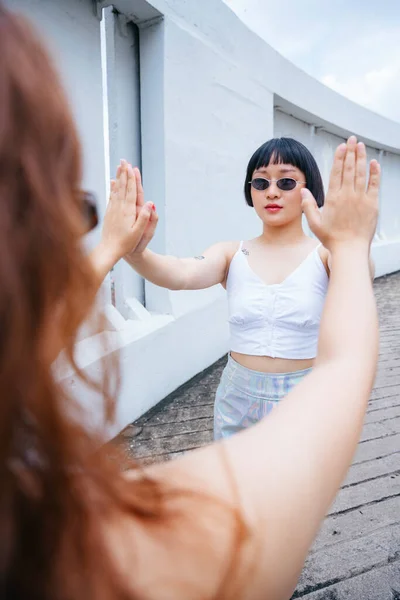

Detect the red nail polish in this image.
[152,204,156,211]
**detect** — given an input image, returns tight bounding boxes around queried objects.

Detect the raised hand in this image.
[302,136,380,251]
[129,167,158,255]
[100,160,156,263]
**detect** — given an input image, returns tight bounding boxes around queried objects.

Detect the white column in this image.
[101,6,145,316]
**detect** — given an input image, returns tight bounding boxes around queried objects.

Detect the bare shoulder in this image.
[199,240,239,260]
[117,447,248,599]
[218,240,241,260]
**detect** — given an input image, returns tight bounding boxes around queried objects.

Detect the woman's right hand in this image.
[126,166,159,256]
[301,136,380,251]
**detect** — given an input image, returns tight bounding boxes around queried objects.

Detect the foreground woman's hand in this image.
[302,136,380,250]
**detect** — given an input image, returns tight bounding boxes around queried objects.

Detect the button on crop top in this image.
[226,242,329,359]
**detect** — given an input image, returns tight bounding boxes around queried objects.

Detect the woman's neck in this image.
[260,219,307,246]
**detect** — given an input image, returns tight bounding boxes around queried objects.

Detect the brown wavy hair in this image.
[0,5,246,600]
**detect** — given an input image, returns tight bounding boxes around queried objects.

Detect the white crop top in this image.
[226,242,329,359]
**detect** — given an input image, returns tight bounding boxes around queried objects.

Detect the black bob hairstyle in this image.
[244,137,325,208]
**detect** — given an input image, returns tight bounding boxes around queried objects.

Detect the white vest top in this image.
[226,242,329,359]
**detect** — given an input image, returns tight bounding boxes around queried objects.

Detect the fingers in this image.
[328,143,346,194]
[315,137,381,250]
[113,162,123,200]
[126,164,137,222]
[366,159,381,202]
[301,188,322,239]
[135,207,158,254]
[342,136,357,188]
[114,161,143,205]
[109,179,117,203]
[355,142,367,192]
[135,168,145,208]
[134,202,152,230]
[126,164,136,202]
[118,160,128,202]
[129,202,153,251]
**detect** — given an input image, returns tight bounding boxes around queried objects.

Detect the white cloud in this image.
[319,28,400,122]
[222,0,400,123]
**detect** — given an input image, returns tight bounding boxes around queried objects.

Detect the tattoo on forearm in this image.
[194,255,205,260]
[241,248,249,256]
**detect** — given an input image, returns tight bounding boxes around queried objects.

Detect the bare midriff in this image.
[230,351,314,374]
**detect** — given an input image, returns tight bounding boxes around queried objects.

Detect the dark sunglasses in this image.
[249,177,306,192]
[80,191,98,233]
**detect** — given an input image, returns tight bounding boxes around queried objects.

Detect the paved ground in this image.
[115,273,400,599]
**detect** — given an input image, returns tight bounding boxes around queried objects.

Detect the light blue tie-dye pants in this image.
[214,354,312,440]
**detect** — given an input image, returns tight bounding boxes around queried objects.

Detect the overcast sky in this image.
[222,0,400,123]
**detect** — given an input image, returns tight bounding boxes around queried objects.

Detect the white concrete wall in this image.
[7,0,400,435]
[6,0,108,244]
[6,0,115,317]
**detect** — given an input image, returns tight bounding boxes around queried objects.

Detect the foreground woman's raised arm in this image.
[128,138,380,600]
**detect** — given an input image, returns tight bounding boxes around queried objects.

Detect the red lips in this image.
[265,204,283,212]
